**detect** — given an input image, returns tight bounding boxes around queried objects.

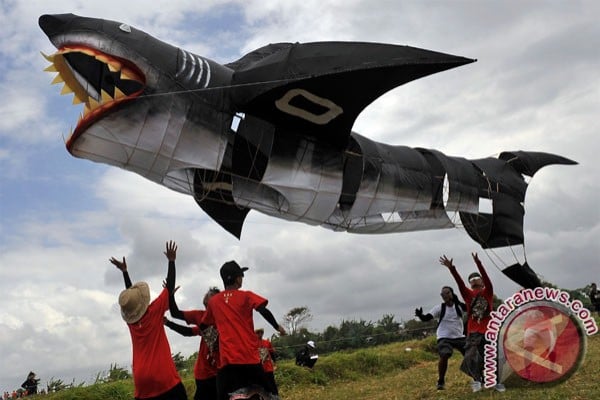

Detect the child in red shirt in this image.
[256,328,279,396]
[165,287,221,400]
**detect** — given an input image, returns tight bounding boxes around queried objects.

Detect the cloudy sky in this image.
[1,0,599,392]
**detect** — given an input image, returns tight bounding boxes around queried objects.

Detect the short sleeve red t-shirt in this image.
[260,339,275,372]
[182,310,219,380]
[127,288,181,398]
[203,289,267,367]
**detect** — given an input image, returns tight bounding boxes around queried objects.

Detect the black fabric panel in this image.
[471,158,527,202]
[486,192,525,248]
[417,149,449,210]
[502,262,542,289]
[460,211,493,247]
[233,116,274,182]
[193,169,249,239]
[460,192,525,249]
[339,137,363,210]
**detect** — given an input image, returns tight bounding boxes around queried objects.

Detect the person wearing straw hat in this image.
[110,240,187,400]
[202,260,286,400]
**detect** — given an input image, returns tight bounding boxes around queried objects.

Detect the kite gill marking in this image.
[275,88,343,125]
[177,48,211,88]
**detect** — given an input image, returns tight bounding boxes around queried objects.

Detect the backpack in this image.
[438,302,467,333]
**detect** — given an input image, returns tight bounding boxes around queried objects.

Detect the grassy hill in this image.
[41,330,599,400]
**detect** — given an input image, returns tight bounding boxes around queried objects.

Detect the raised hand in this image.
[164,240,177,261]
[109,256,127,271]
[439,255,454,269]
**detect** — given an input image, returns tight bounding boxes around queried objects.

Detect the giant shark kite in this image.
[40,14,576,288]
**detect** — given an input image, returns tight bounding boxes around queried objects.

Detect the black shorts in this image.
[437,337,466,357]
[216,364,269,400]
[195,377,217,400]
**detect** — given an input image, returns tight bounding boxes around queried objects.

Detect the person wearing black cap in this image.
[439,253,505,393]
[202,260,286,400]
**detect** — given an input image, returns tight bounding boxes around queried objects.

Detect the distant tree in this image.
[540,280,592,308]
[95,363,131,383]
[46,377,68,393]
[172,352,187,372]
[338,319,374,348]
[374,314,401,344]
[401,318,436,340]
[282,306,313,336]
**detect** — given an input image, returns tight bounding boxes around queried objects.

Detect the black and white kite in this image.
[39,14,577,288]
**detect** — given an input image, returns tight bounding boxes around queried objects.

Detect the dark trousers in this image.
[135,382,187,400]
[195,377,217,400]
[460,332,487,382]
[264,371,278,395]
[216,364,269,400]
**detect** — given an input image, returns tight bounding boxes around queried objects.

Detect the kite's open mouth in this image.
[42,46,145,148]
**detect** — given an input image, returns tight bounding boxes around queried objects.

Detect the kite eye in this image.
[119,24,131,33]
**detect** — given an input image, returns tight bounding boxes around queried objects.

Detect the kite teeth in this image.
[40,51,55,62]
[107,63,120,72]
[114,87,126,99]
[120,69,137,81]
[44,64,58,72]
[60,84,74,95]
[51,74,64,85]
[88,97,101,111]
[101,89,113,103]
[72,94,85,105]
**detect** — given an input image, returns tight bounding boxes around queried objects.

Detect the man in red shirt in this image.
[110,241,187,400]
[255,328,279,397]
[202,261,286,400]
[440,252,504,392]
[165,286,221,400]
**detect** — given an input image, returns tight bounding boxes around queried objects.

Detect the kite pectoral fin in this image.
[192,168,249,239]
[196,197,249,239]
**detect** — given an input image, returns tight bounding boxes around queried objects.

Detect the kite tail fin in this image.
[460,151,577,249]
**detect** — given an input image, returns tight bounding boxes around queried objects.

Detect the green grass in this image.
[41,331,599,400]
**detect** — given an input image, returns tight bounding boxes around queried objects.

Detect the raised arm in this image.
[414,307,434,322]
[169,289,185,320]
[256,305,286,336]
[164,317,197,337]
[439,255,468,299]
[472,252,493,294]
[109,256,132,289]
[163,241,177,293]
